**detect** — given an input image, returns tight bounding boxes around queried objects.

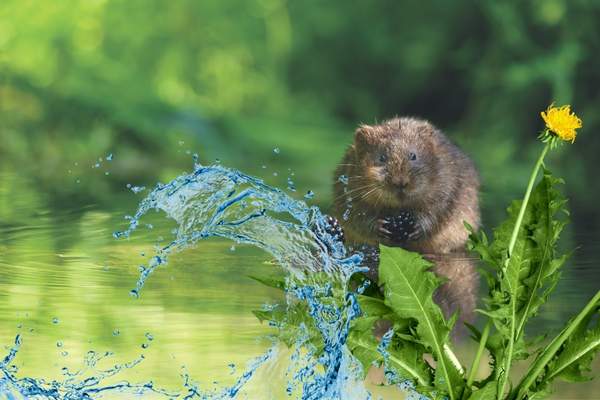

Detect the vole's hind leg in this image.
[431,252,479,339]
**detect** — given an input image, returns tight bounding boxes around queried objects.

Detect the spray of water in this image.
[0,164,409,399]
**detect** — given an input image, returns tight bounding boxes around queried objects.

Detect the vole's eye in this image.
[409,152,417,161]
[378,154,387,163]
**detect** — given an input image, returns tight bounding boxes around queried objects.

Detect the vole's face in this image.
[352,118,438,207]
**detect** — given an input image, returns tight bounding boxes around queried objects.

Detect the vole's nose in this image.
[391,175,409,190]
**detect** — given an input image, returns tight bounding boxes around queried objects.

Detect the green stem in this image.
[496,140,551,400]
[506,141,550,258]
[512,290,600,400]
[465,321,491,390]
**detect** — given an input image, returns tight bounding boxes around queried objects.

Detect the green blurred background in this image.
[0,0,598,397]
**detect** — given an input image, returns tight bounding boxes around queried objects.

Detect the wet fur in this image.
[332,117,480,326]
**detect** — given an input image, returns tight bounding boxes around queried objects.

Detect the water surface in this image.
[0,169,597,399]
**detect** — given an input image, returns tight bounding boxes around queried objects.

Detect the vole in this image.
[330,117,480,324]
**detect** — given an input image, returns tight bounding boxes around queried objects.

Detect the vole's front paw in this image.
[377,211,416,244]
[408,224,424,241]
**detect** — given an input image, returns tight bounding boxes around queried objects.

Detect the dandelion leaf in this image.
[468,168,569,364]
[378,245,463,399]
[527,313,600,398]
[466,381,497,400]
[347,316,433,387]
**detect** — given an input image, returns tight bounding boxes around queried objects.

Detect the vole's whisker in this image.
[332,183,378,202]
[357,187,379,202]
[373,190,383,210]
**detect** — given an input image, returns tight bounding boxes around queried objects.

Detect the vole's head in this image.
[351,117,440,208]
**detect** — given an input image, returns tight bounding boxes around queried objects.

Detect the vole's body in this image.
[332,117,480,323]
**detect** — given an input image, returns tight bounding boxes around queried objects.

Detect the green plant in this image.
[253,105,598,399]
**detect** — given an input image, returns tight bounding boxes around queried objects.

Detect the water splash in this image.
[0,163,401,399]
[0,335,176,399]
[113,165,362,296]
[113,164,371,398]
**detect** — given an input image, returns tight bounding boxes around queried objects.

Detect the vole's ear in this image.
[354,124,377,145]
[419,122,436,137]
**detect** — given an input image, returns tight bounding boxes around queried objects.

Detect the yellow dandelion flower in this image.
[540,104,582,143]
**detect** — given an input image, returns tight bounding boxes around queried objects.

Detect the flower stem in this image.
[496,140,551,400]
[465,321,491,390]
[507,141,550,258]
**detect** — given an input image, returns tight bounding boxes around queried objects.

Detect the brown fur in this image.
[332,117,480,326]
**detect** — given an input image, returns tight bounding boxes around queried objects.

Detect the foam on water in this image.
[0,164,390,399]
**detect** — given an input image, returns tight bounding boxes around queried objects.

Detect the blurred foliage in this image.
[0,0,598,293]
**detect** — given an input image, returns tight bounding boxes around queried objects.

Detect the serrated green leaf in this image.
[347,326,434,388]
[467,381,497,400]
[468,168,570,392]
[521,311,600,399]
[470,170,569,337]
[512,290,600,400]
[357,295,393,317]
[378,245,464,400]
[546,323,600,383]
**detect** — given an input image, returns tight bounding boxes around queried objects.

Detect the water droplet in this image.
[113,329,120,336]
[273,172,278,177]
[106,153,113,161]
[273,147,280,154]
[129,289,139,299]
[230,245,236,252]
[343,209,351,221]
[304,190,315,199]
[338,175,349,185]
[145,332,154,341]
[52,317,59,325]
[105,171,110,176]
[130,186,145,194]
[56,341,63,348]
[287,178,296,192]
